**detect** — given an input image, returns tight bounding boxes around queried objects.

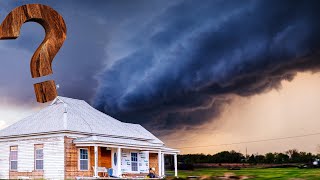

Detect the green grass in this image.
[166,168,320,180]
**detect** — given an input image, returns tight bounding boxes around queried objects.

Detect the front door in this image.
[100,147,111,168]
[131,152,138,172]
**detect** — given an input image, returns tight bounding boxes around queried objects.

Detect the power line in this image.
[173,132,320,149]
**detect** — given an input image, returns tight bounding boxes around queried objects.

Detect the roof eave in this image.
[0,130,156,141]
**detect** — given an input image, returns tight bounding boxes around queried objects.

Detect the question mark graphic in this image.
[0,4,66,103]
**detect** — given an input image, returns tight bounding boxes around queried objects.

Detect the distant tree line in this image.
[178,149,319,164]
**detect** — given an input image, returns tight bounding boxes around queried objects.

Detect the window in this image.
[79,149,89,170]
[10,146,18,170]
[35,145,44,170]
[131,152,138,171]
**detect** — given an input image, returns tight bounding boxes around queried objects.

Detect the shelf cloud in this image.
[93,0,320,134]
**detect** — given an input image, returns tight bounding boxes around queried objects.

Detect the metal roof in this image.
[0,96,164,145]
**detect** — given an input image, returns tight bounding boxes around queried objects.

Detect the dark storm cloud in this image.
[94,0,320,134]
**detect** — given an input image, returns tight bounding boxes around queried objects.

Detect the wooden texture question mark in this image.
[0,4,66,103]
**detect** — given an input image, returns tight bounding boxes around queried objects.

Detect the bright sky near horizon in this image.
[163,72,320,154]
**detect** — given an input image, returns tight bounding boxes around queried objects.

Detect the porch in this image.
[72,137,179,179]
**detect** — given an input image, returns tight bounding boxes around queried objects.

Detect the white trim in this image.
[75,143,164,151]
[74,140,179,154]
[94,146,98,177]
[78,148,90,171]
[74,139,163,147]
[158,150,161,177]
[174,154,178,177]
[74,142,179,153]
[117,147,122,177]
[75,141,163,148]
[50,96,66,105]
[76,143,162,149]
[63,103,68,129]
[34,146,44,170]
[161,153,165,176]
[0,134,69,142]
[0,130,156,142]
[9,146,18,171]
[155,151,179,155]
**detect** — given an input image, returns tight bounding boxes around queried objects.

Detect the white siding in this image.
[43,136,65,179]
[120,149,149,174]
[0,136,65,179]
[138,151,149,173]
[0,143,9,179]
[19,141,35,171]
[120,149,130,173]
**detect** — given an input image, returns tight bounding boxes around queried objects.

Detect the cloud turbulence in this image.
[1,0,320,136]
[93,0,320,134]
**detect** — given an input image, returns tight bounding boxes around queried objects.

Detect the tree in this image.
[255,155,265,163]
[265,153,275,163]
[229,150,245,163]
[177,149,317,165]
[275,153,289,164]
[248,155,257,164]
[286,149,300,163]
[299,152,314,163]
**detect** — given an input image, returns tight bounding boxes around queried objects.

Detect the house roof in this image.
[0,96,164,145]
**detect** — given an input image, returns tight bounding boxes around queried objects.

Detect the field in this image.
[166,168,320,180]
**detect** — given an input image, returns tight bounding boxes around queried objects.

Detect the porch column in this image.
[117,147,122,177]
[158,150,162,177]
[161,153,165,176]
[174,153,178,177]
[94,146,98,177]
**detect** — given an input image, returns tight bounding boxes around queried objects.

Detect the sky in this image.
[1,0,320,154]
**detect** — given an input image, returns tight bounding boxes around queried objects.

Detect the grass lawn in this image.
[166,168,320,180]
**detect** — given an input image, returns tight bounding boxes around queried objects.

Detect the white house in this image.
[0,96,179,179]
